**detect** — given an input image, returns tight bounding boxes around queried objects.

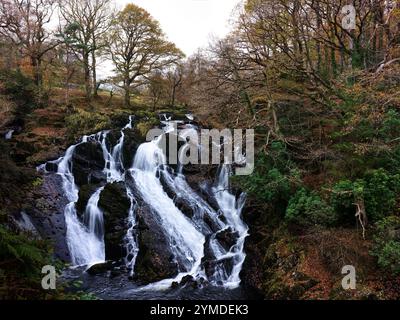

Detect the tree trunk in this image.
[171,85,176,106]
[92,47,98,97]
[31,56,43,88]
[124,80,131,108]
[83,53,92,101]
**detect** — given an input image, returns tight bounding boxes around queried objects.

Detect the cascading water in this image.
[212,165,248,288]
[41,113,249,294]
[129,139,205,284]
[57,137,105,265]
[5,129,14,140]
[84,187,105,240]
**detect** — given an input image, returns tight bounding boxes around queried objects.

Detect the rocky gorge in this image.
[20,112,256,299]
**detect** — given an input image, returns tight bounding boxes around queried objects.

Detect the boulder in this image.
[86,261,114,275]
[72,142,105,186]
[98,182,131,261]
[126,177,180,284]
[215,227,240,251]
[26,173,71,262]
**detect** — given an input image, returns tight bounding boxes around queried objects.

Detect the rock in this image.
[75,184,102,217]
[86,261,114,275]
[179,275,198,288]
[98,182,131,261]
[26,173,71,262]
[45,161,58,172]
[72,142,105,186]
[126,176,180,284]
[121,129,142,169]
[215,227,239,251]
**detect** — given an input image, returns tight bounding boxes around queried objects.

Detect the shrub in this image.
[331,169,400,223]
[331,179,364,224]
[363,169,400,221]
[371,216,400,275]
[235,151,300,205]
[379,109,400,142]
[0,69,37,115]
[285,188,337,227]
[65,108,110,136]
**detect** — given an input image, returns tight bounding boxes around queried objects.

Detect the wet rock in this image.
[26,173,71,262]
[72,142,105,186]
[45,161,58,172]
[121,129,142,169]
[98,182,131,261]
[126,177,180,284]
[86,261,114,275]
[179,275,198,288]
[76,184,101,217]
[215,227,239,251]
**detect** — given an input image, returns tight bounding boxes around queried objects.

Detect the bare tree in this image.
[0,0,58,88]
[58,0,113,100]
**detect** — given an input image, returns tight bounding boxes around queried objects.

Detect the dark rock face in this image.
[26,174,71,262]
[121,129,142,169]
[216,227,239,251]
[98,182,130,261]
[72,142,105,186]
[86,261,114,275]
[126,177,179,284]
[75,184,101,217]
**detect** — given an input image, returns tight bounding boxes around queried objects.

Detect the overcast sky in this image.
[116,0,241,56]
[97,0,241,78]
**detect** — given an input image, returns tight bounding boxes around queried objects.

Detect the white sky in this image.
[97,0,241,79]
[116,0,241,56]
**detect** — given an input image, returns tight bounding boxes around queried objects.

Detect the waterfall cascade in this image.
[41,114,248,289]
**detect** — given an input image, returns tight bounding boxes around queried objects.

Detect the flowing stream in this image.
[40,114,249,298]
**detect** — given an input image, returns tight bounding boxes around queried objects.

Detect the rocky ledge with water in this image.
[24,113,259,299]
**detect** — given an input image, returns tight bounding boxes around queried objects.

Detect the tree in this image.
[146,70,167,111]
[0,0,58,89]
[58,0,113,100]
[106,4,183,108]
[165,64,183,107]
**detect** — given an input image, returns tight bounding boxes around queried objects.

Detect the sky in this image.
[116,0,241,56]
[97,0,242,79]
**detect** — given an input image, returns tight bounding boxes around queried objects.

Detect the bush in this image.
[331,179,364,224]
[379,109,400,142]
[331,169,400,223]
[65,108,110,136]
[371,216,400,275]
[363,169,400,221]
[234,150,300,205]
[0,69,37,115]
[285,188,337,227]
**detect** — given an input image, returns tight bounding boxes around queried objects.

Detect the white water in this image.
[57,138,105,265]
[130,140,205,274]
[55,116,136,266]
[43,114,248,290]
[213,165,248,288]
[5,129,14,140]
[125,189,139,275]
[84,187,105,239]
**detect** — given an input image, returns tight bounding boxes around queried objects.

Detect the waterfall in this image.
[125,189,139,275]
[84,187,105,240]
[5,129,14,140]
[54,116,135,266]
[42,114,248,290]
[129,139,205,281]
[212,165,248,288]
[57,137,105,266]
[100,115,134,183]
